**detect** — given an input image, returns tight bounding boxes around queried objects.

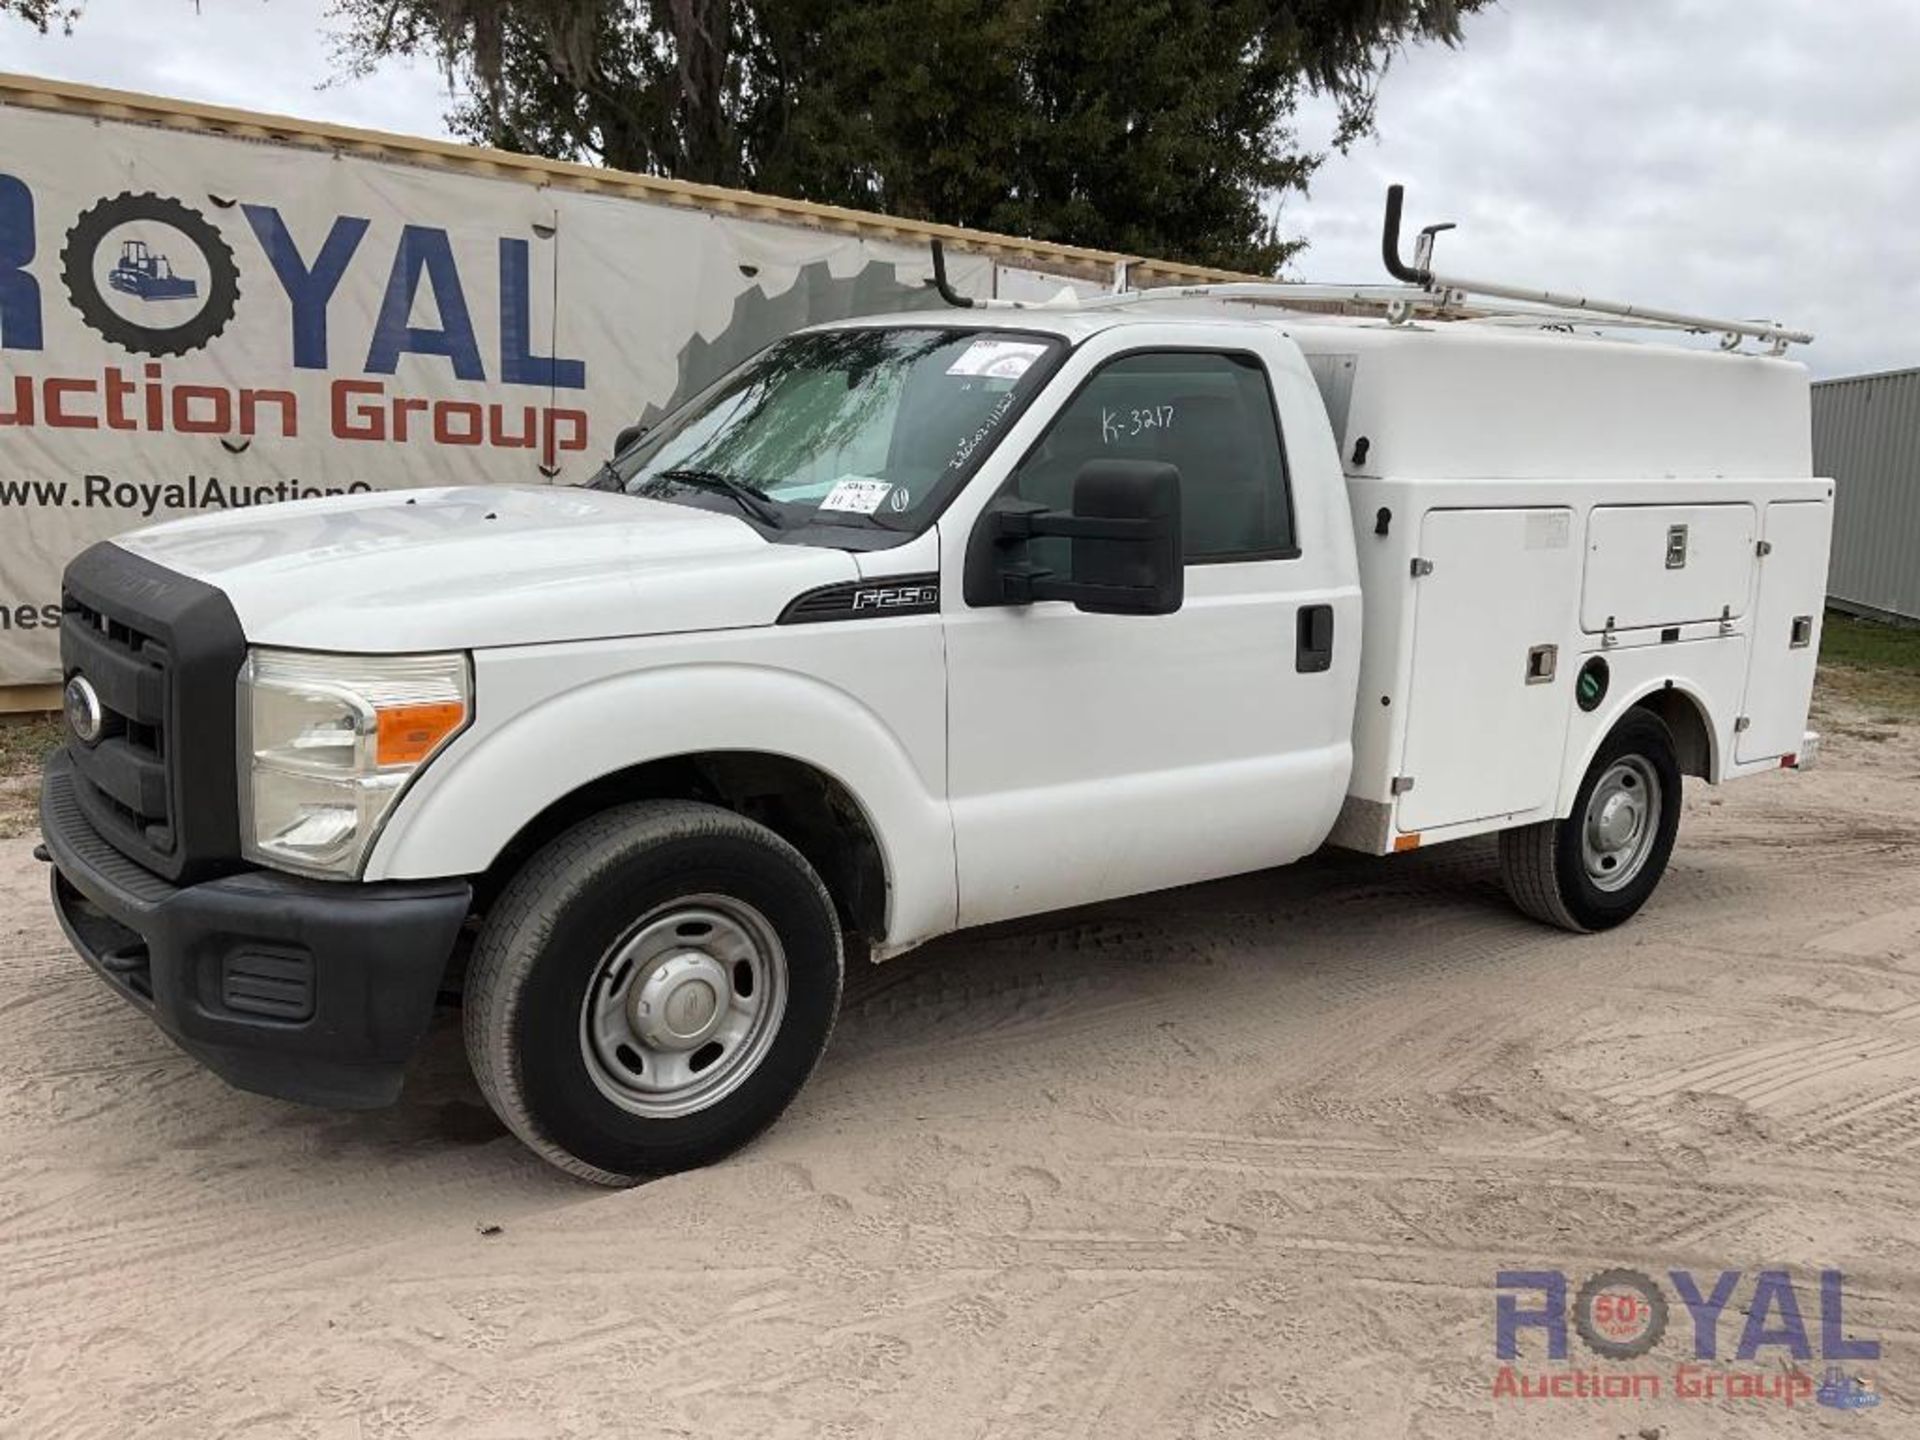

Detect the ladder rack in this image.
[926,185,1814,356]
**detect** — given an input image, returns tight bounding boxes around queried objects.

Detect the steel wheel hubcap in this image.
[1581,756,1662,892]
[580,895,788,1119]
[631,952,730,1050]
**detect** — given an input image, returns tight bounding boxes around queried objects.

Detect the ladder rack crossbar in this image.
[967,276,1811,350]
[923,184,1813,354]
[1423,273,1811,346]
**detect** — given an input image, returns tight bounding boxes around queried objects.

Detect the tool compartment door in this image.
[1399,508,1579,832]
[1737,500,1832,763]
[1581,504,1756,632]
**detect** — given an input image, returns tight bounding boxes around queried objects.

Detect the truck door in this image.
[1397,507,1580,832]
[1737,499,1833,763]
[941,333,1355,928]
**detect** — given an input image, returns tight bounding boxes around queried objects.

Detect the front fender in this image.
[365,660,957,950]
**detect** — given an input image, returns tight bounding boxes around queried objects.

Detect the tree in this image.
[1,0,80,31]
[333,0,1486,273]
[5,0,1488,272]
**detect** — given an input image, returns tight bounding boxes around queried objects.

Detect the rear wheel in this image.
[465,801,844,1185]
[1500,709,1682,933]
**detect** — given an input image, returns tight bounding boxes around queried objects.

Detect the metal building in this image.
[1812,367,1920,625]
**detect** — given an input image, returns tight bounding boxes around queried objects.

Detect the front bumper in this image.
[40,750,471,1108]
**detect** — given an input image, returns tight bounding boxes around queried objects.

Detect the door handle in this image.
[1296,604,1334,673]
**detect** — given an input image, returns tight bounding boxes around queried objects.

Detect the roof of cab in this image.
[811,301,1813,483]
[807,308,1181,343]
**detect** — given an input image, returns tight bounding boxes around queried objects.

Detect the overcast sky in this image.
[3,0,1914,377]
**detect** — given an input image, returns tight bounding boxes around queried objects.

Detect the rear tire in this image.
[465,801,844,1185]
[1500,709,1682,933]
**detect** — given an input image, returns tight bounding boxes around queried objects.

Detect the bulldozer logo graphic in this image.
[60,192,240,357]
[109,238,197,302]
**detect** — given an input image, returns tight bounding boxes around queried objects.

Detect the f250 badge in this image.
[852,584,938,611]
[778,575,940,624]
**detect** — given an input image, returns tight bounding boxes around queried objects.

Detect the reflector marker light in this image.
[377,701,468,767]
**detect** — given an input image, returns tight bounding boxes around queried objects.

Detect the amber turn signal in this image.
[376,701,467,767]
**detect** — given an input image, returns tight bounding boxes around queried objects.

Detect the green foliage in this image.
[0,0,80,31]
[8,0,1483,269]
[330,0,1486,273]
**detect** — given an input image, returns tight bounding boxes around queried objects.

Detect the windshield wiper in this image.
[655,468,786,528]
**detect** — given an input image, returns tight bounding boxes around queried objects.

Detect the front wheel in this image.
[465,801,844,1185]
[1500,709,1682,933]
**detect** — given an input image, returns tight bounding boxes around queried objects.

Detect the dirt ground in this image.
[2,671,1918,1438]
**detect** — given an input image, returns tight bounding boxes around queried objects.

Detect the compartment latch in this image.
[1665,524,1690,569]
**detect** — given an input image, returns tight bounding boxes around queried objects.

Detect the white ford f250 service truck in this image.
[39,190,1830,1184]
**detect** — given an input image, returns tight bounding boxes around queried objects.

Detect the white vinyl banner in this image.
[0,103,997,684]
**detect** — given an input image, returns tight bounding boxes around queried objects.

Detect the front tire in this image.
[465,801,844,1185]
[1500,708,1682,933]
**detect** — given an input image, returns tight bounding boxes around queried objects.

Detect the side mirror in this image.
[613,421,649,457]
[978,460,1184,616]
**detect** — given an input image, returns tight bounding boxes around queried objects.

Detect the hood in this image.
[112,486,856,650]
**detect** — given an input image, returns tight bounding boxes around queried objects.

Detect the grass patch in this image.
[1822,611,1920,671]
[0,715,57,838]
[0,714,61,779]
[1819,611,1920,717]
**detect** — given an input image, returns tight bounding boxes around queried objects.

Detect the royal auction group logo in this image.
[1494,1268,1882,1411]
[0,173,592,463]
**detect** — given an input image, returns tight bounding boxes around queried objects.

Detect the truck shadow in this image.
[830,836,1518,1051]
[366,837,1527,1169]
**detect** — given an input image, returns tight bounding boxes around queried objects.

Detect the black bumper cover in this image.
[41,750,471,1109]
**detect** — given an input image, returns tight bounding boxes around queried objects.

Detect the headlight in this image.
[239,649,470,878]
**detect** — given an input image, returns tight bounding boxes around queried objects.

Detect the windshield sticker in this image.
[887,486,913,513]
[946,338,1050,379]
[819,478,894,515]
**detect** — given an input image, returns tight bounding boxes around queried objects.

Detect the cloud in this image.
[0,0,455,139]
[4,0,1911,376]
[1288,0,1920,377]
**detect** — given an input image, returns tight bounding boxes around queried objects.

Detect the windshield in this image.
[599,327,1064,534]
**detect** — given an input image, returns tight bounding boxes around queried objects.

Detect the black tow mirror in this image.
[980,460,1184,616]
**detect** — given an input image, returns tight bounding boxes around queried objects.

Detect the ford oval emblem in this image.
[64,675,104,745]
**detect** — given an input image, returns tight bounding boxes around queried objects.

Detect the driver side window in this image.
[1007,350,1296,562]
